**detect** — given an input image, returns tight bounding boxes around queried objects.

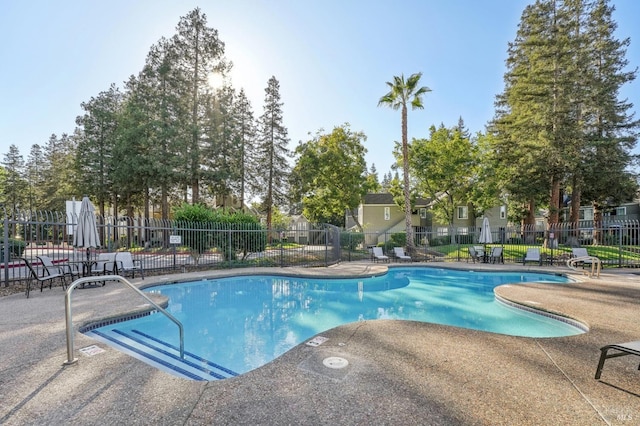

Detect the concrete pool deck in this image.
[1,262,639,425]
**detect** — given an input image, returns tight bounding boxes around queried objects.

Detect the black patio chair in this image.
[21,257,67,298]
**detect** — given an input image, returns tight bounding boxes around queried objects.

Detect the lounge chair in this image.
[595,341,640,379]
[571,247,595,268]
[489,247,503,264]
[372,247,389,263]
[37,255,80,282]
[523,248,542,265]
[568,247,601,277]
[393,247,412,262]
[21,257,66,298]
[116,251,145,279]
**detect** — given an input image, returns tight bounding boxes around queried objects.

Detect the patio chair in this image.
[21,257,66,298]
[116,251,145,279]
[468,247,483,263]
[37,255,80,282]
[571,247,595,268]
[523,248,542,265]
[88,253,119,286]
[595,341,640,380]
[489,247,503,264]
[372,247,389,263]
[393,247,412,262]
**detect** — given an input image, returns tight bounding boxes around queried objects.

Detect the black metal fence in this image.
[340,220,640,267]
[3,207,639,289]
[1,209,341,287]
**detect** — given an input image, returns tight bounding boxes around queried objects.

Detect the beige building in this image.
[347,193,510,246]
[346,193,431,246]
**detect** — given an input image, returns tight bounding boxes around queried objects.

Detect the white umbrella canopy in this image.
[478,217,493,244]
[73,196,100,259]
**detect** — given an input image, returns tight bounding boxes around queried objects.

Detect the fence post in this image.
[3,212,8,287]
[325,227,328,266]
[618,222,623,268]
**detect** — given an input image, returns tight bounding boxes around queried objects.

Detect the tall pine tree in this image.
[255,76,291,230]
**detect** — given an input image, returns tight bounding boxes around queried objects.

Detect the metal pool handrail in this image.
[64,275,184,365]
[566,255,601,278]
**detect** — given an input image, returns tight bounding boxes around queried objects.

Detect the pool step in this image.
[86,328,238,381]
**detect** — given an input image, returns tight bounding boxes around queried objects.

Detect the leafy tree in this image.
[201,85,240,205]
[255,76,291,231]
[75,84,123,217]
[1,144,26,212]
[291,124,371,230]
[491,0,637,236]
[233,89,257,209]
[172,7,227,203]
[579,0,638,237]
[380,171,393,192]
[140,37,187,220]
[411,124,476,225]
[0,166,7,207]
[25,144,45,211]
[378,72,431,252]
[38,133,77,212]
[112,76,154,219]
[467,132,504,218]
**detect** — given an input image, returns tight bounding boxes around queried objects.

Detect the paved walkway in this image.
[1,262,639,425]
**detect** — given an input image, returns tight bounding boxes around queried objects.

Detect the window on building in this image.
[605,207,627,217]
[419,208,427,219]
[579,208,594,221]
[384,207,390,221]
[500,205,507,220]
[437,227,449,236]
[457,206,468,220]
[458,227,468,235]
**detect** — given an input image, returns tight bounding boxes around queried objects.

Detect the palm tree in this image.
[378,73,431,253]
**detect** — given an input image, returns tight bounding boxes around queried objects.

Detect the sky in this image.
[1,0,639,178]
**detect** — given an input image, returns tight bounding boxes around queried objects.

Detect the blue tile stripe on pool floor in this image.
[91,329,215,380]
[92,329,208,380]
[109,329,229,380]
[131,329,239,377]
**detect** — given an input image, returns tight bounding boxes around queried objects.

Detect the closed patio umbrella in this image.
[479,217,493,245]
[73,196,100,261]
[478,217,493,262]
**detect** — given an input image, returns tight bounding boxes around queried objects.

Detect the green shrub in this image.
[0,238,26,260]
[455,234,473,244]
[382,233,406,252]
[341,232,364,250]
[429,236,450,247]
[173,204,267,262]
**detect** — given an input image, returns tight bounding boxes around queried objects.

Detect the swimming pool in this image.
[85,267,585,380]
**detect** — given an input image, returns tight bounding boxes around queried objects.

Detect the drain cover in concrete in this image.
[323,356,349,369]
[299,351,354,380]
[79,345,105,356]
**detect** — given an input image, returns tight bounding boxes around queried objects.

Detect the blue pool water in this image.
[86,267,584,380]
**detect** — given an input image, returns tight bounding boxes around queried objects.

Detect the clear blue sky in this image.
[1,0,638,177]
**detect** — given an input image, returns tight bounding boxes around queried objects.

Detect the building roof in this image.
[363,193,430,206]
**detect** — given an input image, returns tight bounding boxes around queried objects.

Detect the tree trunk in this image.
[401,105,414,252]
[522,199,536,244]
[544,176,561,248]
[567,175,581,247]
[350,211,363,233]
[593,202,603,246]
